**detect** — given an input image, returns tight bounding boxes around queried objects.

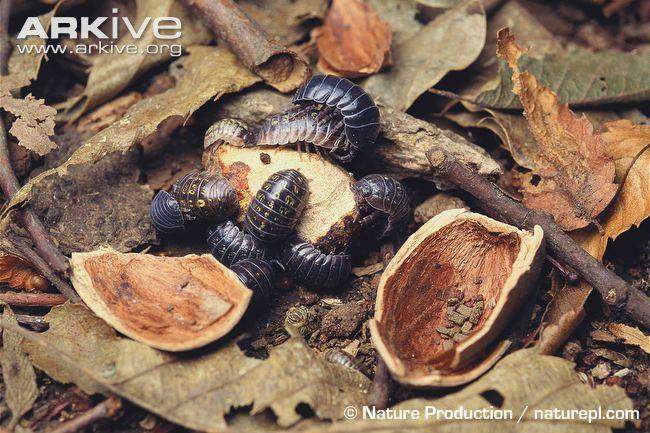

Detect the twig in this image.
[45,396,122,433]
[0,0,77,301]
[0,291,67,307]
[426,148,650,329]
[14,313,47,331]
[370,241,397,409]
[179,0,309,92]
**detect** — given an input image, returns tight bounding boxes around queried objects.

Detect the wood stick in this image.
[179,0,309,92]
[426,148,650,328]
[45,396,121,433]
[0,0,77,301]
[0,291,67,307]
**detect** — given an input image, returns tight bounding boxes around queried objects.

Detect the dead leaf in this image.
[608,323,650,353]
[76,92,144,136]
[496,28,617,231]
[4,46,260,217]
[315,0,392,78]
[0,84,57,156]
[351,262,384,277]
[413,193,467,224]
[12,303,371,431]
[363,0,486,110]
[239,0,328,46]
[1,307,38,430]
[307,349,633,432]
[70,248,252,351]
[365,0,422,45]
[63,0,211,121]
[0,252,48,292]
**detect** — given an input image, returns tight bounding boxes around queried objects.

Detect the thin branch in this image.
[45,396,122,433]
[0,291,67,307]
[0,0,78,301]
[426,148,650,328]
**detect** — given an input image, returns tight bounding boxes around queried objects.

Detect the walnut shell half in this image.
[370,209,545,387]
[70,248,252,352]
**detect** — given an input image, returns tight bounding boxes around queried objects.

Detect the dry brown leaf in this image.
[0,252,48,292]
[497,28,617,231]
[315,0,392,77]
[608,323,650,353]
[0,83,57,156]
[13,303,371,431]
[363,0,486,111]
[4,46,261,216]
[351,262,384,277]
[70,248,252,351]
[1,307,38,430]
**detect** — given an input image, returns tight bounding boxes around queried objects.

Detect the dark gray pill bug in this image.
[352,174,410,238]
[324,349,358,370]
[171,170,239,221]
[243,169,308,244]
[150,190,185,233]
[207,221,267,267]
[280,239,351,288]
[231,258,276,305]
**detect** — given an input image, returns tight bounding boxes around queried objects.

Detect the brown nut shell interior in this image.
[70,248,252,352]
[371,209,544,387]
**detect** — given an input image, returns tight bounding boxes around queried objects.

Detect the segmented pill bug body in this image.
[207,221,267,267]
[203,118,252,149]
[324,349,358,370]
[243,169,308,244]
[352,174,410,238]
[280,239,351,288]
[171,170,239,221]
[284,305,310,337]
[231,258,276,305]
[150,190,185,233]
[253,74,379,163]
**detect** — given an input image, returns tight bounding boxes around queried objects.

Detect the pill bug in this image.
[231,258,276,305]
[280,239,351,288]
[170,170,239,221]
[204,118,251,149]
[324,349,358,370]
[207,221,267,267]
[243,169,309,244]
[228,74,377,163]
[352,174,411,238]
[150,190,185,233]
[284,305,310,337]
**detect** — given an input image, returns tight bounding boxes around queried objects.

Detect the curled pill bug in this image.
[352,174,411,238]
[280,239,351,288]
[243,169,309,244]
[171,170,239,221]
[324,349,358,370]
[207,221,267,267]
[231,258,276,306]
[150,190,185,233]
[247,74,379,163]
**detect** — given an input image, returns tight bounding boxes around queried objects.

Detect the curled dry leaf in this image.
[0,252,48,292]
[497,28,617,231]
[315,0,392,78]
[370,209,544,386]
[203,144,359,252]
[535,118,650,354]
[1,307,38,430]
[17,303,371,431]
[608,323,650,354]
[4,46,260,217]
[363,0,486,111]
[318,349,633,433]
[413,192,468,224]
[70,248,251,351]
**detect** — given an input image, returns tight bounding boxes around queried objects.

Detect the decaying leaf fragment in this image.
[1,307,38,430]
[0,251,48,292]
[70,248,251,351]
[325,350,633,433]
[19,303,371,431]
[204,144,360,252]
[363,0,486,111]
[371,209,544,386]
[608,323,650,354]
[315,0,392,78]
[497,28,617,231]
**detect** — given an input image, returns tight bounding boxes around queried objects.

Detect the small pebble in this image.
[449,311,467,325]
[590,362,612,380]
[260,152,271,164]
[461,321,473,335]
